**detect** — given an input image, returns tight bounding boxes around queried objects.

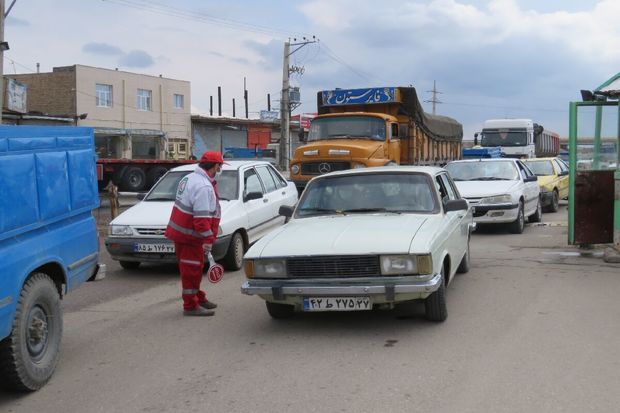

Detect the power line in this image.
[102,0,310,38]
[424,80,442,115]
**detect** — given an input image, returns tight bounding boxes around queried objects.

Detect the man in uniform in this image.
[165,151,225,316]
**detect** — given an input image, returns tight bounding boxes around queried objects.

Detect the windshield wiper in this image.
[145,197,176,201]
[341,207,398,214]
[471,177,511,181]
[298,207,344,216]
[327,134,352,139]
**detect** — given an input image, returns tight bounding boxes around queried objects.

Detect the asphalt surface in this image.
[2,202,620,412]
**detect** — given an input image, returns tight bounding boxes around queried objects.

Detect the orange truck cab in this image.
[290,87,463,190]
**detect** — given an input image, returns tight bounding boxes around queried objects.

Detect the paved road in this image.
[2,202,620,412]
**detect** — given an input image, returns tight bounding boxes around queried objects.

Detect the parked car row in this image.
[105,156,568,322]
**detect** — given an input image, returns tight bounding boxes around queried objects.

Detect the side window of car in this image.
[266,165,287,189]
[554,159,567,174]
[517,161,531,180]
[438,174,458,200]
[256,166,278,193]
[435,175,451,203]
[244,169,263,197]
[443,173,461,199]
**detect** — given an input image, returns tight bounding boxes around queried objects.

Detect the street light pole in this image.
[279,41,290,171]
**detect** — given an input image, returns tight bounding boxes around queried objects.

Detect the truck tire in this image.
[265,301,295,319]
[146,166,169,188]
[0,273,62,391]
[121,167,146,192]
[223,232,245,271]
[424,264,447,322]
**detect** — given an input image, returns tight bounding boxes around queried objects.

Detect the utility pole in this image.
[424,80,442,115]
[279,37,317,170]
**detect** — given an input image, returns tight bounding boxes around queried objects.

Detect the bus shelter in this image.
[568,73,620,248]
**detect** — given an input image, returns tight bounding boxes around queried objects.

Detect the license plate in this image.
[303,296,372,312]
[133,243,175,253]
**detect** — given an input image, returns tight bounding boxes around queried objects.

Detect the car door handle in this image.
[281,191,286,195]
[263,199,268,203]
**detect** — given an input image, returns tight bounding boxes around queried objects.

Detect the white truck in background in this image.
[474,119,559,159]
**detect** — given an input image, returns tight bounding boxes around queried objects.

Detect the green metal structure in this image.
[568,72,620,247]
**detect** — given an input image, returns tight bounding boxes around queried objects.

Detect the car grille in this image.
[286,255,380,277]
[301,161,351,175]
[135,227,167,236]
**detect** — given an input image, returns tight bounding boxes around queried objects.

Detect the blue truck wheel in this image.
[0,273,62,392]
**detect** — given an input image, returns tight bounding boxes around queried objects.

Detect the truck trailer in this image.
[289,86,463,190]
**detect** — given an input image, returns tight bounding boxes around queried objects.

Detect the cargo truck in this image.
[0,126,104,391]
[289,86,463,190]
[475,119,559,159]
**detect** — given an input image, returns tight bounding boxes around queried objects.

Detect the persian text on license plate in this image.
[133,243,175,253]
[303,296,371,312]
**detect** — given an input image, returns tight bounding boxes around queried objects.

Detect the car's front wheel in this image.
[265,301,295,319]
[509,201,525,234]
[547,189,559,213]
[424,265,447,322]
[223,232,245,271]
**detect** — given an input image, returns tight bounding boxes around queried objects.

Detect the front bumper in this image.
[105,234,232,263]
[241,273,442,306]
[471,202,519,224]
[540,191,553,207]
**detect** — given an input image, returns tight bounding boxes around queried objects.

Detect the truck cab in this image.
[290,112,401,190]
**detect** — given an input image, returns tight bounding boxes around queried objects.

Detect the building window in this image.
[96,84,112,107]
[137,89,152,111]
[173,94,184,109]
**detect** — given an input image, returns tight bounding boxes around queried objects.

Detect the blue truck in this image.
[0,126,104,391]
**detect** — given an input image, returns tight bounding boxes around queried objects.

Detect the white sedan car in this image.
[444,158,541,234]
[241,166,474,322]
[105,160,298,271]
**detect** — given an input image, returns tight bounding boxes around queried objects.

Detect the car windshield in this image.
[445,161,519,181]
[296,173,436,217]
[524,160,554,176]
[145,170,239,201]
[307,116,386,142]
[481,129,527,147]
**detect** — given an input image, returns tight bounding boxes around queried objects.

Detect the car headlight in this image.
[244,259,287,278]
[291,164,300,174]
[380,254,433,275]
[109,225,133,236]
[479,194,512,204]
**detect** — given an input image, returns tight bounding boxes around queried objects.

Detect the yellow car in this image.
[523,157,569,212]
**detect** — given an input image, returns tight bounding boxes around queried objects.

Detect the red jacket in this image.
[165,166,221,246]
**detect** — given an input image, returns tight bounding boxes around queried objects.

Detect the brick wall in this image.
[11,67,76,116]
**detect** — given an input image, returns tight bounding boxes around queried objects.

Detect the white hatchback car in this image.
[444,158,541,234]
[105,160,298,270]
[242,166,475,322]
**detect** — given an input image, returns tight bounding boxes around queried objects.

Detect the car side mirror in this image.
[524,175,538,182]
[279,205,294,218]
[137,192,147,200]
[444,198,468,212]
[559,170,569,176]
[244,191,263,202]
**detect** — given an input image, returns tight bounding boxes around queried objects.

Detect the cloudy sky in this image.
[5,0,620,139]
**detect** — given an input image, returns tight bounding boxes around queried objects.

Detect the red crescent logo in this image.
[207,264,224,283]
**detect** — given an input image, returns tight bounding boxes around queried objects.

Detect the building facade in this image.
[10,65,192,160]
